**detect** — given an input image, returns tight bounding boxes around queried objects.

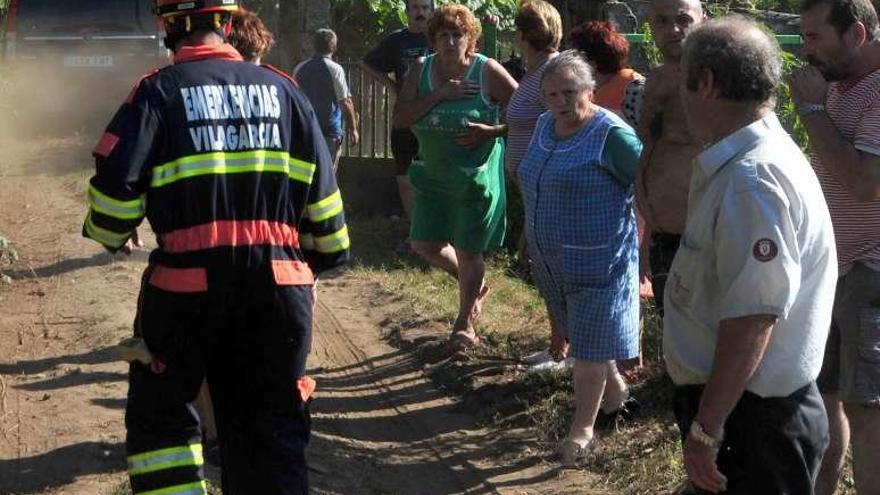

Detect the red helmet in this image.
[154,0,240,18]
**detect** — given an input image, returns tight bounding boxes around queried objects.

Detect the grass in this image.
[109,480,222,495]
[0,233,16,286]
[101,210,855,494]
[348,214,549,362]
[347,214,687,493]
[346,212,860,494]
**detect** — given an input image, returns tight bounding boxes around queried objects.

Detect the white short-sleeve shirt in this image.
[663,113,838,397]
[293,56,352,102]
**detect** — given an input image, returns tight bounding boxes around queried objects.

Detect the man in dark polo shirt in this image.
[362,0,433,219]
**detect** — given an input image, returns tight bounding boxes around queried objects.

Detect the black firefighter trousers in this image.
[125,264,313,495]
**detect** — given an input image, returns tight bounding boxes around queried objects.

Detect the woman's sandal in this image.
[448,330,480,352]
[556,437,595,468]
[595,397,641,431]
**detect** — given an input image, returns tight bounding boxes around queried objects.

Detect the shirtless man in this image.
[635,0,706,313]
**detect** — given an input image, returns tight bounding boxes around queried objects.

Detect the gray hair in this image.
[541,49,596,92]
[683,16,782,103]
[313,28,337,55]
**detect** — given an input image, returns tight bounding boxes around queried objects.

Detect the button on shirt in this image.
[663,113,838,397]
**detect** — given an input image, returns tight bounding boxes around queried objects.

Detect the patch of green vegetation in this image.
[778,50,811,151]
[637,22,663,69]
[346,213,856,494]
[346,215,685,493]
[348,215,549,361]
[107,480,221,495]
[0,233,16,286]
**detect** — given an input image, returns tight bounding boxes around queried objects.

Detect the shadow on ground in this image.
[0,346,119,375]
[308,348,567,495]
[1,250,148,280]
[0,441,125,494]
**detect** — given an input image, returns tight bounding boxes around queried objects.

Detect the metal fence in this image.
[340,59,394,159]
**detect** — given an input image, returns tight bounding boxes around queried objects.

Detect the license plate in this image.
[63,55,114,67]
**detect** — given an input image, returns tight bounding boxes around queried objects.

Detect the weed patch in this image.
[347,215,687,493]
[345,214,856,494]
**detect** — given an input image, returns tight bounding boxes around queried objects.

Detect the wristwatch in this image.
[689,420,723,449]
[795,102,826,116]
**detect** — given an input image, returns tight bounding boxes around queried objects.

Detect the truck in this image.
[1,0,169,134]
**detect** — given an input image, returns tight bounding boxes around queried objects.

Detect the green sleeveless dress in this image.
[408,53,506,253]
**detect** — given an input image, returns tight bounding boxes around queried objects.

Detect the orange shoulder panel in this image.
[262,64,299,87]
[125,68,161,104]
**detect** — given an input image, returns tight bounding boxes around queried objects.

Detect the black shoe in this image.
[595,397,641,431]
[203,437,222,467]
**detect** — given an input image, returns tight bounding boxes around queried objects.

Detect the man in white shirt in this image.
[294,28,359,173]
[666,16,838,493]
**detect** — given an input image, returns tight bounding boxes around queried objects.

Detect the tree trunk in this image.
[276,0,298,73]
[270,0,331,73]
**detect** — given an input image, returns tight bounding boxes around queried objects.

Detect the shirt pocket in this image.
[271,260,315,286]
[562,242,613,289]
[666,236,702,309]
[855,307,880,403]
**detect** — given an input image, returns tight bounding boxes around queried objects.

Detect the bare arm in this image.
[485,58,518,107]
[393,58,435,128]
[696,314,776,436]
[340,98,359,146]
[633,67,667,232]
[636,66,666,143]
[801,111,880,201]
[634,149,654,232]
[684,314,776,493]
[790,64,880,201]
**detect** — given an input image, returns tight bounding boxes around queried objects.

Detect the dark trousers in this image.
[649,233,681,315]
[390,128,420,175]
[126,264,313,495]
[673,382,828,495]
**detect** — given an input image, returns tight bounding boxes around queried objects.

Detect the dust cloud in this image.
[0,58,164,143]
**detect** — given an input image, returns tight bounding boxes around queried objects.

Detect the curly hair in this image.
[568,20,629,75]
[428,4,481,55]
[515,0,563,52]
[229,10,275,62]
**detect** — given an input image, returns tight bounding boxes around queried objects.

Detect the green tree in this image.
[360,0,519,30]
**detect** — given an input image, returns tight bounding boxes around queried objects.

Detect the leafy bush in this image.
[637,22,663,69]
[777,50,810,151]
[361,0,519,31]
[0,234,17,266]
[637,18,809,151]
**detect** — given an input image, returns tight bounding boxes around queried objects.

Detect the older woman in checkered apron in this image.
[518,50,642,466]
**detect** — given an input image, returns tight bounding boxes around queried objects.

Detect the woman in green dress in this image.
[394,4,517,349]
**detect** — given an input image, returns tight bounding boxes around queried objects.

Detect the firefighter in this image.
[82,0,349,493]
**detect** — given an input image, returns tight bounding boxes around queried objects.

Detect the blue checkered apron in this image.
[518,109,639,361]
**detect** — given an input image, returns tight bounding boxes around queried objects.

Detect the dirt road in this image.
[0,135,592,494]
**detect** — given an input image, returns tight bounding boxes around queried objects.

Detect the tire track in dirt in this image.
[0,134,593,495]
[0,136,139,494]
[309,292,498,494]
[307,278,594,495]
